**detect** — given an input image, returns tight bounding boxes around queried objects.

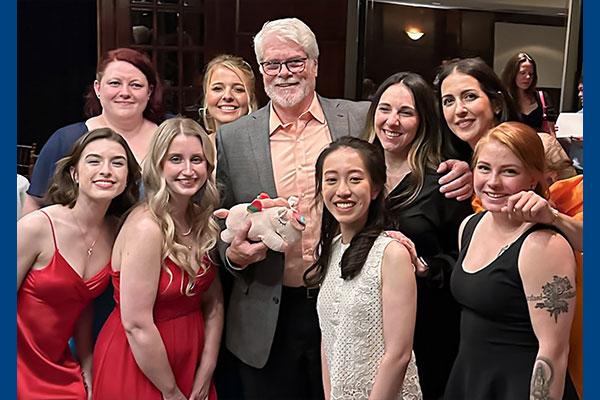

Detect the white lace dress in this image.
[317,234,422,400]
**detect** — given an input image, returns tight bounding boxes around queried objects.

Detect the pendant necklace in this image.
[73,211,101,258]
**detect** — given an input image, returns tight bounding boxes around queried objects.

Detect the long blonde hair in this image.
[142,117,220,292]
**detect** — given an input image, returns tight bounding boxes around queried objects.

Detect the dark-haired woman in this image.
[501,51,556,133]
[363,72,472,399]
[17,128,140,400]
[305,136,422,399]
[23,47,164,215]
[436,57,583,399]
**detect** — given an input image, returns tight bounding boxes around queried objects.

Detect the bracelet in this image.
[417,256,429,270]
[549,207,560,225]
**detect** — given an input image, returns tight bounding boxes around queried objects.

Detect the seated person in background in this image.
[17,174,29,220]
[445,121,576,400]
[305,136,422,399]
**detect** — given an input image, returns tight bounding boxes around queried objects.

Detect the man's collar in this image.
[269,92,325,135]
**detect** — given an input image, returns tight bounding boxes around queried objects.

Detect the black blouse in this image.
[385,170,473,288]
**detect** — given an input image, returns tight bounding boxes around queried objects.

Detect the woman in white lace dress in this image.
[305,137,422,400]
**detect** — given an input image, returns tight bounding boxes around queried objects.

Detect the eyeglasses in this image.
[259,57,308,76]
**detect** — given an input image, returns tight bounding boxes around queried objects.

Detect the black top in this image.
[446,212,571,400]
[521,101,544,131]
[521,90,558,131]
[385,170,472,399]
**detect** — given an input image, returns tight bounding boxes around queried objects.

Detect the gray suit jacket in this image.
[216,95,370,368]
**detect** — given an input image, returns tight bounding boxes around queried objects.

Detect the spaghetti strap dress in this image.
[92,256,218,400]
[17,210,110,400]
[445,212,573,399]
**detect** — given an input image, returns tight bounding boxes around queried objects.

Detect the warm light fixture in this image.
[405,29,425,41]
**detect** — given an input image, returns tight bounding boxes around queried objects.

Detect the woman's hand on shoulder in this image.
[382,240,415,282]
[384,231,428,277]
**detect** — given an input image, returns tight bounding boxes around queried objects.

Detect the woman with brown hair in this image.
[501,52,556,133]
[17,128,140,400]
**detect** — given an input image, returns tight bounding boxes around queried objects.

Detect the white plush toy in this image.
[214,193,306,252]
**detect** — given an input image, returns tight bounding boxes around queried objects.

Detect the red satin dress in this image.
[17,210,110,400]
[92,256,218,399]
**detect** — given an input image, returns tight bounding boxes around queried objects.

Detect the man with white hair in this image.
[216,17,368,399]
[216,17,471,399]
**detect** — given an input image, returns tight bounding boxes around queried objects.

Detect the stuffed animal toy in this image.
[214,193,306,252]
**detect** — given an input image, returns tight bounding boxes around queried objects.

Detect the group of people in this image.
[17,16,582,400]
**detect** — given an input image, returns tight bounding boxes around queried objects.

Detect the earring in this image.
[96,93,100,99]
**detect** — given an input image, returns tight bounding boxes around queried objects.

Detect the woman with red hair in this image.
[22,47,164,214]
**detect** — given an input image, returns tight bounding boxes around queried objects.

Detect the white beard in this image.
[265,78,314,109]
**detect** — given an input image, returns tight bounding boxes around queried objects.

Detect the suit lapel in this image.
[320,96,348,141]
[247,105,278,196]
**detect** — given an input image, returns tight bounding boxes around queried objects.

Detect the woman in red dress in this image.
[17,128,141,400]
[93,117,223,400]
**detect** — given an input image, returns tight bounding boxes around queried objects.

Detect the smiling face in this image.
[260,35,317,111]
[162,134,208,201]
[374,83,419,158]
[94,60,151,121]
[474,140,536,212]
[441,71,497,148]
[516,61,534,91]
[321,147,380,242]
[72,138,129,202]
[205,65,250,129]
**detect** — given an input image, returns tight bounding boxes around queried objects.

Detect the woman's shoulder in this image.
[380,234,410,260]
[121,206,161,238]
[18,205,66,239]
[50,121,88,140]
[518,227,576,281]
[141,118,159,134]
[522,227,571,252]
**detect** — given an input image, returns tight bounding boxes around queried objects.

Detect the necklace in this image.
[180,226,193,236]
[73,211,101,258]
[497,244,510,257]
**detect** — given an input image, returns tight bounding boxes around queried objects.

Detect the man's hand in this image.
[437,159,473,201]
[225,220,268,268]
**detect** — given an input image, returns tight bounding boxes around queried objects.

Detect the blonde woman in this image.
[201,54,258,135]
[93,117,223,400]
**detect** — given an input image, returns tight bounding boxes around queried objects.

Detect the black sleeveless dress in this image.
[445,212,573,400]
